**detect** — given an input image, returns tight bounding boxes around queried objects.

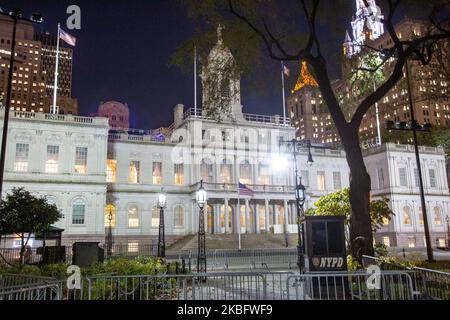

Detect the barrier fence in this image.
[1,270,420,301]
[362,255,450,300]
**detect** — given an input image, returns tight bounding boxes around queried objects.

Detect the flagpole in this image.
[281,61,287,126]
[52,23,60,115]
[237,182,241,251]
[194,46,197,116]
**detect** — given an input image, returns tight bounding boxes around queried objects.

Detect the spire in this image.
[292,61,318,93]
[217,24,224,45]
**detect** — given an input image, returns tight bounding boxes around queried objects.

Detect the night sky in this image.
[1,0,291,130]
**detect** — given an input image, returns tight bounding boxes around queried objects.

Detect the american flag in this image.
[59,28,77,46]
[238,182,255,198]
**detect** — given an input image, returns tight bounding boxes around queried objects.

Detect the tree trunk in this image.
[342,132,375,261]
[20,234,25,266]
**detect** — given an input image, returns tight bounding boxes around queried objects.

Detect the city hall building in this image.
[0,27,448,250]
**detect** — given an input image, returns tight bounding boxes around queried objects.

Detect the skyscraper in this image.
[0,16,78,114]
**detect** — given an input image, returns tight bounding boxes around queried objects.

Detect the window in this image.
[174,205,184,228]
[219,160,233,183]
[429,169,437,188]
[153,162,163,185]
[74,147,88,174]
[418,207,424,225]
[14,143,29,172]
[403,207,412,226]
[317,171,326,191]
[128,242,139,253]
[152,206,159,227]
[382,217,390,226]
[408,236,416,248]
[437,238,446,248]
[240,161,252,185]
[258,163,271,185]
[46,145,59,173]
[383,237,391,247]
[129,161,140,184]
[104,205,116,228]
[377,168,385,189]
[399,168,407,187]
[414,168,420,187]
[174,164,184,185]
[106,160,117,183]
[200,160,213,183]
[333,172,342,191]
[434,207,442,226]
[72,199,85,225]
[301,170,310,187]
[128,206,140,228]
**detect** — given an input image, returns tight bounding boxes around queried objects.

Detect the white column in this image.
[214,203,220,234]
[265,199,270,232]
[225,198,230,234]
[284,200,289,232]
[255,202,260,234]
[245,199,250,234]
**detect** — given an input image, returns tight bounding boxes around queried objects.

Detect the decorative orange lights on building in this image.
[292,61,318,93]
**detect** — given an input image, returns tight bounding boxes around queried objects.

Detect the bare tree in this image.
[226,0,450,259]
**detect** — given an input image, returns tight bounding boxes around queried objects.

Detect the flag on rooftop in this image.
[59,28,77,46]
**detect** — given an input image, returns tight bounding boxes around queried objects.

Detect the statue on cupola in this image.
[201,25,244,122]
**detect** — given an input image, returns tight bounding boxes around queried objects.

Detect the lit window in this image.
[240,161,252,185]
[434,207,442,226]
[173,205,184,228]
[174,164,184,185]
[403,207,412,226]
[74,147,88,174]
[219,160,233,184]
[104,205,116,228]
[72,199,85,225]
[258,163,271,185]
[317,171,326,191]
[408,236,416,248]
[14,143,29,172]
[382,217,390,226]
[129,161,140,184]
[45,145,59,173]
[152,162,162,185]
[383,237,391,247]
[128,242,139,253]
[333,172,342,191]
[418,207,424,225]
[128,206,139,228]
[152,206,159,227]
[106,160,117,183]
[437,238,446,248]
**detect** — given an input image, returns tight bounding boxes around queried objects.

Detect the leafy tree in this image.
[0,188,63,265]
[174,0,450,260]
[306,188,394,252]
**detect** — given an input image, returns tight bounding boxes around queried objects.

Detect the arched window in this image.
[72,198,86,225]
[173,205,184,228]
[403,207,412,226]
[434,207,442,226]
[200,159,213,183]
[240,161,252,185]
[220,78,230,98]
[258,163,271,185]
[152,206,159,228]
[219,160,233,184]
[105,205,116,228]
[418,207,424,225]
[128,206,140,228]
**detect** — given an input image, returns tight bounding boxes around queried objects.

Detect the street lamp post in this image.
[0,9,43,198]
[278,139,315,272]
[106,208,113,257]
[196,180,207,274]
[385,57,435,262]
[157,189,167,258]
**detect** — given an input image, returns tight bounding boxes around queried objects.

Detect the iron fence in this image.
[174,249,298,271]
[362,255,450,300]
[287,271,415,300]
